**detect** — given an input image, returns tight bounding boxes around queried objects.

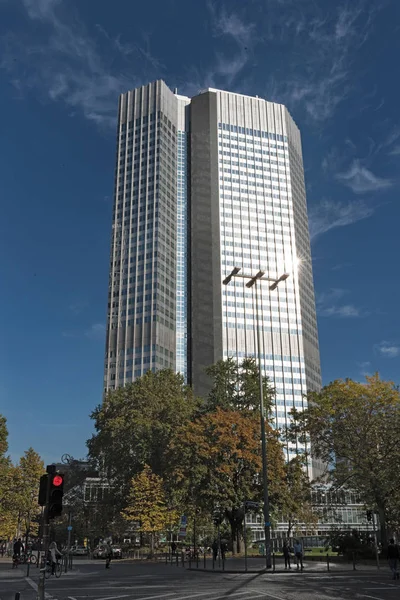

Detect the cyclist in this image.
[48,541,62,575]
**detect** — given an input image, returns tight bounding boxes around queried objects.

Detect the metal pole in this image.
[254,282,271,569]
[37,466,54,600]
[372,512,380,570]
[243,501,247,573]
[218,522,221,568]
[193,514,197,566]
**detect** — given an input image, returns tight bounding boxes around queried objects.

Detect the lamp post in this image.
[223,267,289,569]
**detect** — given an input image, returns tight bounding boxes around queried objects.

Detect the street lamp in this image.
[223,266,290,569]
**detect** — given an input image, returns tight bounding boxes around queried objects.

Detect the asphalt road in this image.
[1,560,399,600]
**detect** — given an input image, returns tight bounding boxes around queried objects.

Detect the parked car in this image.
[71,546,88,556]
[93,545,123,559]
[93,546,107,559]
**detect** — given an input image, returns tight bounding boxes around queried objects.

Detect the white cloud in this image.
[182,4,255,94]
[0,0,158,127]
[316,288,365,319]
[319,305,361,318]
[309,199,374,241]
[85,323,106,341]
[337,160,393,193]
[389,145,400,156]
[212,7,255,46]
[263,3,380,122]
[375,341,400,358]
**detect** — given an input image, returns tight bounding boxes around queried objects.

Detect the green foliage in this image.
[290,374,400,547]
[0,414,44,540]
[16,448,44,539]
[88,369,199,507]
[204,358,275,413]
[122,465,177,554]
[328,528,376,559]
[280,457,316,537]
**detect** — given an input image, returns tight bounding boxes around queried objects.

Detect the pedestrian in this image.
[12,538,24,567]
[221,541,227,561]
[387,538,400,580]
[212,540,218,561]
[48,541,62,575]
[293,539,303,571]
[282,540,292,570]
[171,541,177,556]
[104,540,112,569]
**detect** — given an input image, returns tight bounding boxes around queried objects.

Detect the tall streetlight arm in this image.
[222,267,290,569]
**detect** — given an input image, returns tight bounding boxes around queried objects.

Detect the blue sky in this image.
[0,0,399,463]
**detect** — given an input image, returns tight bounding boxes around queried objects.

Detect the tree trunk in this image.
[149,533,154,557]
[377,504,387,551]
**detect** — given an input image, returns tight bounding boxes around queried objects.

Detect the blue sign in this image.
[67,525,73,531]
[180,515,187,525]
[264,522,271,527]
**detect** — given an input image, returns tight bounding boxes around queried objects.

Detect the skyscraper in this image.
[104,81,322,460]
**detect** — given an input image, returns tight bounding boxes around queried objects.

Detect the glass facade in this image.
[104,82,180,391]
[104,84,321,469]
[176,130,189,382]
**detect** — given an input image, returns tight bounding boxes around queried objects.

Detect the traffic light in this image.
[48,473,64,520]
[38,474,48,506]
[366,510,373,522]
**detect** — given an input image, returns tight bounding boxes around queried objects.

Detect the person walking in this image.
[283,541,292,570]
[387,538,400,580]
[221,541,227,561]
[293,539,303,571]
[12,538,24,568]
[212,540,218,562]
[104,540,112,569]
[48,541,62,575]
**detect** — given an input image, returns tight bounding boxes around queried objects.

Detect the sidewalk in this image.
[0,560,27,579]
[184,555,387,575]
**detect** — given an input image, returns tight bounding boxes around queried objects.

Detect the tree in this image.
[0,416,19,539]
[204,357,275,412]
[290,375,400,549]
[122,465,175,555]
[87,369,199,509]
[167,407,287,553]
[15,448,44,546]
[280,457,317,538]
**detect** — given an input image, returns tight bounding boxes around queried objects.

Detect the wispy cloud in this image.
[309,199,374,241]
[85,323,106,341]
[374,341,400,358]
[62,322,105,340]
[68,300,88,315]
[182,4,255,95]
[0,0,159,127]
[317,288,365,319]
[263,2,380,122]
[389,145,400,156]
[337,160,393,193]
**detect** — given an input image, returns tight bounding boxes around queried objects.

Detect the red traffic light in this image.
[53,475,63,487]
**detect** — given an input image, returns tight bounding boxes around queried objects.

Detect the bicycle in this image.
[43,559,62,579]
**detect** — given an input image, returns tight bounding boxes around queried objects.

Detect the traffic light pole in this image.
[254,283,272,569]
[37,465,55,600]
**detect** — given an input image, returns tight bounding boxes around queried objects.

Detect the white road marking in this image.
[170,593,218,600]
[93,596,131,600]
[68,597,78,600]
[25,577,54,599]
[132,594,175,600]
[359,595,385,600]
[211,591,259,600]
[246,590,286,600]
